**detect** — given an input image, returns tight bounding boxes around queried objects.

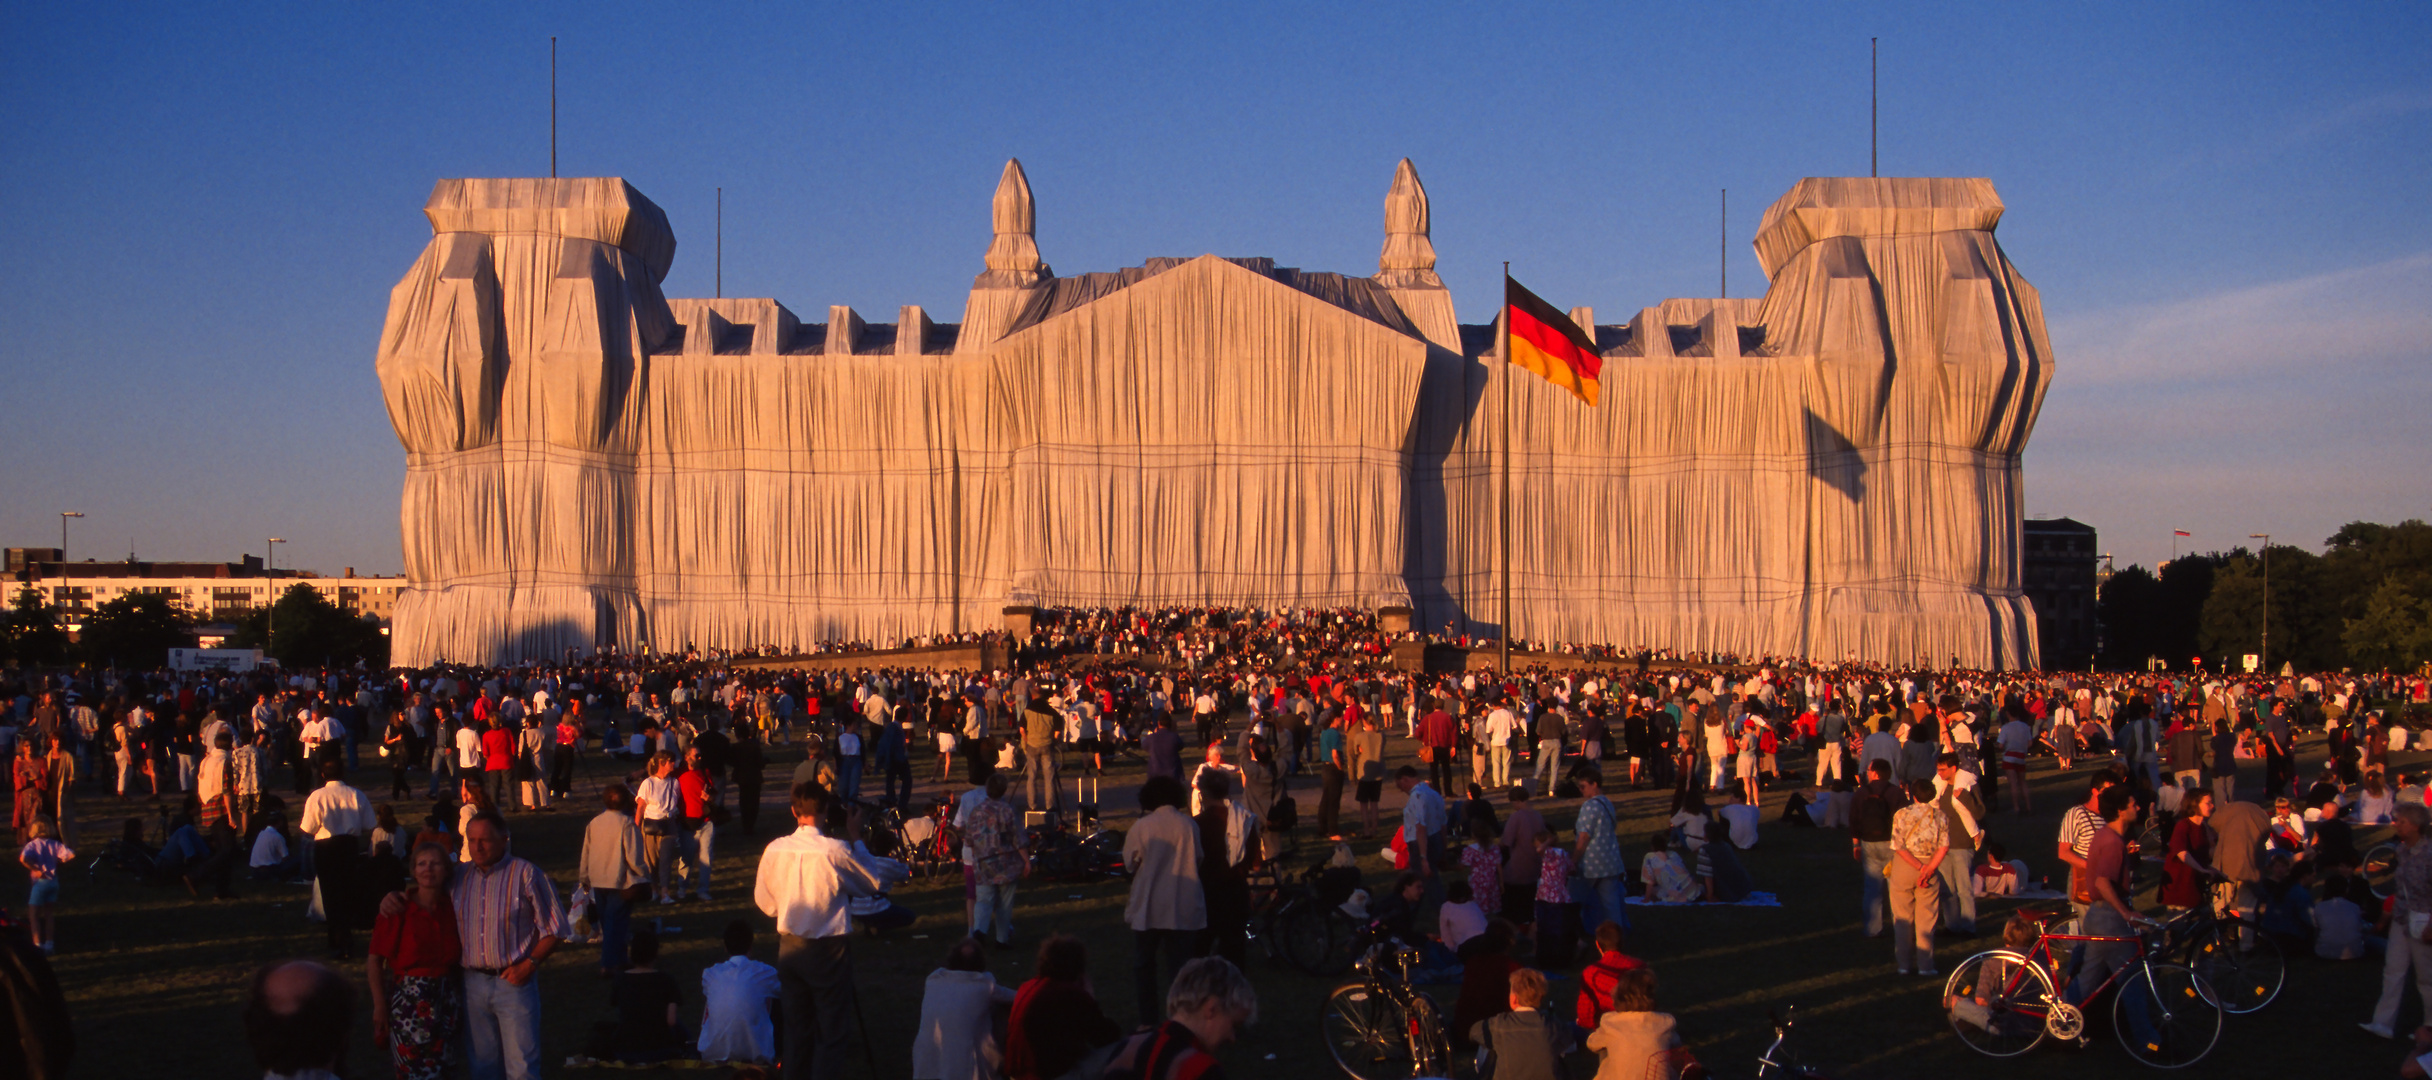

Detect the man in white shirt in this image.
[699,921,784,1063]
[300,759,372,960]
[299,708,336,766]
[456,720,484,775]
[1719,787,1763,849]
[249,811,301,881]
[754,783,897,1080]
[1484,703,1517,789]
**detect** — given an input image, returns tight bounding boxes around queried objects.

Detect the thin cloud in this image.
[2160,88,2432,175]
[2049,252,2432,386]
[2030,252,2432,567]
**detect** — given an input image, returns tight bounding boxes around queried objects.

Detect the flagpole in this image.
[1499,262,1512,676]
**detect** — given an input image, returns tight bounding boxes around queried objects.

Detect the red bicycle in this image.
[1942,905,2223,1069]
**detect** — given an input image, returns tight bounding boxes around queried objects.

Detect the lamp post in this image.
[267,538,286,599]
[57,511,83,611]
[2248,533,2271,673]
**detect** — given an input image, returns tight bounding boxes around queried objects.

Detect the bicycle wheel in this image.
[1321,983,1413,1080]
[1284,903,1339,973]
[1942,950,2053,1058]
[2366,842,2402,898]
[1402,990,1452,1078]
[1305,911,1365,977]
[2114,962,2222,1069]
[2188,923,2284,1013]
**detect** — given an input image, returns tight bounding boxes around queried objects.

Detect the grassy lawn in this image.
[41,729,2420,1079]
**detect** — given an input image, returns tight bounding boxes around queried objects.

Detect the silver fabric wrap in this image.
[379,174,2050,668]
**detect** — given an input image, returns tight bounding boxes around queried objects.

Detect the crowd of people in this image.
[2,605,2431,1079]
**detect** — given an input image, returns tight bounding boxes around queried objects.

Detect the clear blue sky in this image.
[3,2,2426,578]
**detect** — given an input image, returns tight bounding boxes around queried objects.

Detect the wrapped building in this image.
[377,161,2052,667]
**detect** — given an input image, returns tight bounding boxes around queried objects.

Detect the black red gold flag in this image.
[1504,277,1602,406]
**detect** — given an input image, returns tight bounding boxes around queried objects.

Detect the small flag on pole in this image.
[2173,530,2191,537]
[1505,276,1603,406]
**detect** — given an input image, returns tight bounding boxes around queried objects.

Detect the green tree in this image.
[76,591,197,669]
[2153,554,2221,669]
[2344,574,2432,672]
[226,605,272,651]
[3,586,71,667]
[2198,552,2266,671]
[2098,564,2164,669]
[267,583,388,668]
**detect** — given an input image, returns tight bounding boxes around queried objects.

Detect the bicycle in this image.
[1246,862,1366,975]
[1943,904,2223,1068]
[2153,898,2284,1014]
[1320,942,1451,1080]
[1752,1004,1836,1079]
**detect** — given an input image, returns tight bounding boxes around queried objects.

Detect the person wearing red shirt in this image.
[481,720,515,814]
[677,745,718,901]
[1574,921,1646,1033]
[1005,935,1122,1080]
[370,843,463,1080]
[1419,700,1458,793]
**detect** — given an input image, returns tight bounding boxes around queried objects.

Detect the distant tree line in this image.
[2098,519,2432,673]
[0,582,389,671]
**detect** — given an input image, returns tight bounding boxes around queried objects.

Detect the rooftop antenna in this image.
[716,187,723,299]
[1870,37,1878,178]
[550,36,558,178]
[1720,189,1727,298]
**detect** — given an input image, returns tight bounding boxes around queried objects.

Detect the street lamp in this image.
[267,538,287,599]
[2249,533,2271,673]
[57,511,83,612]
[58,511,82,566]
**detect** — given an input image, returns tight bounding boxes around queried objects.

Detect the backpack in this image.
[1853,784,1898,839]
[1097,1022,1218,1080]
[1268,793,1298,830]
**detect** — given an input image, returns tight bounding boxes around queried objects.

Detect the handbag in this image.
[1418,745,1435,764]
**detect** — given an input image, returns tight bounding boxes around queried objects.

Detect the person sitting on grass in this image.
[593,927,690,1064]
[1640,832,1698,904]
[1469,967,1575,1080]
[698,920,782,1065]
[247,810,302,882]
[1575,921,1646,1038]
[1005,934,1122,1080]
[1945,913,2044,1037]
[912,936,1014,1080]
[1971,841,2022,898]
[1439,878,1488,954]
[1451,919,1524,1054]
[1585,967,1681,1080]
[1097,956,1258,1080]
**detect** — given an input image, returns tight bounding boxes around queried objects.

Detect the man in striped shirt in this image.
[378,810,565,1080]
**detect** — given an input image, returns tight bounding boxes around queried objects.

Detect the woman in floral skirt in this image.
[368,843,461,1080]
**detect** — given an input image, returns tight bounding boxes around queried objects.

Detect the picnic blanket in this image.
[1628,890,1781,908]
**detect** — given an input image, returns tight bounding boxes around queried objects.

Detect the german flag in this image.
[1505,276,1602,406]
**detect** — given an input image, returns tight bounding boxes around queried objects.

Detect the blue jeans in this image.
[973,881,1016,943]
[838,757,863,802]
[1860,840,1894,936]
[2070,905,2159,1048]
[684,820,715,898]
[463,969,544,1080]
[594,889,634,973]
[1581,875,1629,934]
[881,754,913,808]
